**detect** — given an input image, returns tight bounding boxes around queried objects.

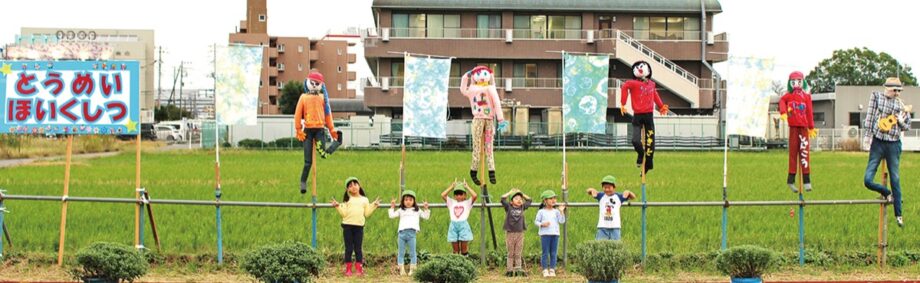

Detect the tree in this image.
[154,104,192,122]
[806,47,916,93]
[279,80,304,115]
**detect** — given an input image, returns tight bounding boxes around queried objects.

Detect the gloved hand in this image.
[808,128,818,139]
[780,114,788,122]
[659,104,669,115]
[497,120,509,132]
[296,130,305,142]
[620,106,628,116]
[330,129,339,140]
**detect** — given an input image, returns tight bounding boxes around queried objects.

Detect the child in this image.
[331,177,380,276]
[441,181,478,256]
[534,190,566,277]
[586,175,636,240]
[388,189,430,276]
[501,188,532,277]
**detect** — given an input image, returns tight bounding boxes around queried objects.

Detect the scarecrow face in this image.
[633,62,650,79]
[471,69,492,85]
[790,79,803,90]
[306,79,323,93]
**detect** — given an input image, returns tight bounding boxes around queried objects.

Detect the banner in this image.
[4,42,115,61]
[562,53,609,134]
[0,60,140,135]
[402,55,450,138]
[726,57,775,138]
[215,45,263,126]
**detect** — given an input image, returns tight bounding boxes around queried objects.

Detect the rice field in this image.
[0,149,917,260]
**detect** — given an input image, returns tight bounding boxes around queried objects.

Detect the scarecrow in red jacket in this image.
[620,61,669,174]
[779,71,817,193]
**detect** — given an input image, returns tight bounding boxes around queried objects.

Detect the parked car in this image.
[117,123,157,141]
[156,125,182,143]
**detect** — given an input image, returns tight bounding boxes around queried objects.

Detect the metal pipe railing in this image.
[0,194,886,208]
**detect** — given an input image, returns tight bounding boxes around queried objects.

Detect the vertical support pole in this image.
[213,43,224,265]
[135,134,141,248]
[721,133,730,250]
[479,130,486,266]
[797,162,806,266]
[640,125,648,261]
[144,191,161,251]
[878,162,889,267]
[0,191,6,258]
[57,135,74,266]
[311,143,318,248]
[138,188,146,249]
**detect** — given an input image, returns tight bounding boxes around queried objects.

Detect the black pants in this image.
[342,224,365,263]
[300,129,325,183]
[631,113,655,171]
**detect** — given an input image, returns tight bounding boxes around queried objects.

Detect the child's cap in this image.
[344,177,360,188]
[507,188,524,199]
[540,190,557,200]
[401,190,417,199]
[452,183,467,195]
[601,175,617,187]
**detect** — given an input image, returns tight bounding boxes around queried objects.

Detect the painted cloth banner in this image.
[216,45,263,126]
[0,60,139,135]
[726,57,775,138]
[562,53,609,134]
[5,42,115,61]
[402,55,450,138]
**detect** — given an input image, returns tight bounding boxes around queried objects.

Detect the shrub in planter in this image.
[238,139,266,149]
[270,137,301,149]
[715,245,778,283]
[241,241,325,283]
[573,240,632,283]
[412,254,477,283]
[71,242,148,283]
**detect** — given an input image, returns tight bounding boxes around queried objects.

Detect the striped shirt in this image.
[864,91,911,141]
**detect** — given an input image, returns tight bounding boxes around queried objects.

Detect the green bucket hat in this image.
[452,183,467,194]
[540,190,557,200]
[601,175,617,186]
[401,190,417,199]
[344,177,360,188]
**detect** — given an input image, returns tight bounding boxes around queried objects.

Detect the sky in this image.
[0,0,916,89]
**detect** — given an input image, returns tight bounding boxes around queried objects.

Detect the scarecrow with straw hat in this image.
[863,77,911,227]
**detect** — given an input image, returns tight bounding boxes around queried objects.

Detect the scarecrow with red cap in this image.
[295,70,340,194]
[620,61,669,175]
[779,71,817,193]
[460,66,507,185]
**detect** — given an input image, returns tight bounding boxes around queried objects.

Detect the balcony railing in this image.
[367,28,728,43]
[363,77,625,90]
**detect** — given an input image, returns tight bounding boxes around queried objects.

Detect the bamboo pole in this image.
[57,135,74,266]
[310,140,318,248]
[135,133,141,247]
[878,162,889,267]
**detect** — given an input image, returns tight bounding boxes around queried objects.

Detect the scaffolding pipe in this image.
[0,195,886,208]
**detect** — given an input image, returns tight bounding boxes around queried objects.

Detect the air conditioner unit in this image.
[382,28,390,42]
[586,30,595,44]
[382,77,390,91]
[505,78,513,92]
[505,29,513,43]
[706,33,715,45]
[845,126,860,138]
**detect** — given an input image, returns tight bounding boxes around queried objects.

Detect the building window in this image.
[548,16,581,39]
[298,45,303,53]
[477,14,501,38]
[337,66,343,73]
[850,112,864,127]
[634,17,700,40]
[278,63,285,71]
[449,62,461,87]
[513,63,538,87]
[426,14,460,38]
[259,14,266,22]
[814,112,825,123]
[259,80,263,88]
[514,15,580,39]
[337,48,342,55]
[298,64,303,71]
[278,44,285,52]
[391,61,404,87]
[269,95,277,105]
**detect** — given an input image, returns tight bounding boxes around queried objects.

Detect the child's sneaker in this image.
[398,265,406,276]
[788,183,798,194]
[344,262,353,277]
[542,269,549,277]
[804,183,813,192]
[549,269,556,277]
[409,264,416,276]
[489,170,497,184]
[355,262,365,276]
[504,271,514,277]
[470,170,481,186]
[897,216,904,227]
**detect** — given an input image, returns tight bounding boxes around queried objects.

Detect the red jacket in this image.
[620,79,664,114]
[779,90,814,128]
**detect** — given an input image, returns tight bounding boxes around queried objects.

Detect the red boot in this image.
[344,262,353,277]
[355,261,365,276]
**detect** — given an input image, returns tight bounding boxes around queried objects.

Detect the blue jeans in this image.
[596,228,622,240]
[864,138,903,217]
[397,229,418,264]
[540,235,559,269]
